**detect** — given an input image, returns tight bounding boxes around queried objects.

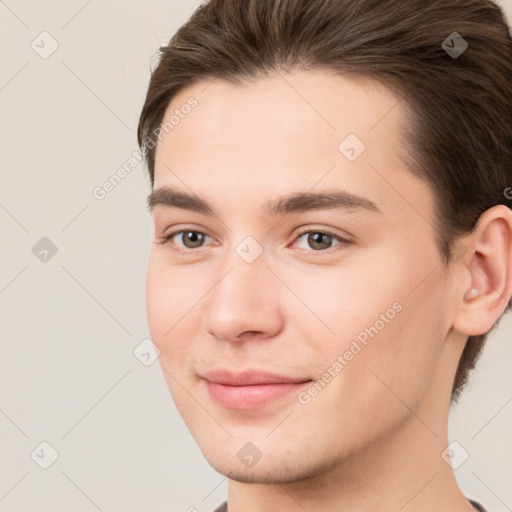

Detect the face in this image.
[146,70,456,483]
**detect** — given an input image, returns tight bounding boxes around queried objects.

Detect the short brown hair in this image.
[137,0,512,401]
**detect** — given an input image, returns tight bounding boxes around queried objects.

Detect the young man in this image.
[137,0,512,510]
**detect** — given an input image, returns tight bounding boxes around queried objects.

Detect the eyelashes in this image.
[157,227,353,256]
[293,228,351,253]
[159,230,211,251]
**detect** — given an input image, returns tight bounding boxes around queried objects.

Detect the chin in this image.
[200,440,344,485]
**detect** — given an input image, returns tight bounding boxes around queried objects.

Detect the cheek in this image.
[284,262,397,355]
[146,257,201,407]
[145,254,197,351]
[145,253,225,390]
[291,267,448,450]
[295,255,447,399]
[342,268,448,412]
[145,259,169,341]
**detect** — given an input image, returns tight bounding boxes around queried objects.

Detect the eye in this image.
[157,227,353,256]
[292,229,352,253]
[158,229,212,253]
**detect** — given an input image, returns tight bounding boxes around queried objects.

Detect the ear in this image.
[453,205,512,336]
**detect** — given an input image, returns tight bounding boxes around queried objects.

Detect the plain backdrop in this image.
[0,1,511,511]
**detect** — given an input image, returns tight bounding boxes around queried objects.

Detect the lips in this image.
[202,369,312,409]
[203,369,311,386]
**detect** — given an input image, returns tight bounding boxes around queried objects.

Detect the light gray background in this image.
[0,1,511,511]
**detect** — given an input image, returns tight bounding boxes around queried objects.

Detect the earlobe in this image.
[453,205,512,336]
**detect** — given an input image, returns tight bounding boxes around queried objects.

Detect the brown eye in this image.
[296,231,340,251]
[181,231,205,249]
[293,229,352,255]
[178,230,207,249]
[160,229,212,252]
[306,232,335,250]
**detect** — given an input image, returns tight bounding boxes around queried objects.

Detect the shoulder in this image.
[469,499,488,512]
[210,501,228,512]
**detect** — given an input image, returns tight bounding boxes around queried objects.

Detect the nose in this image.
[202,253,284,343]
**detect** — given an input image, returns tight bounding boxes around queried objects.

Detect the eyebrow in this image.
[146,186,382,216]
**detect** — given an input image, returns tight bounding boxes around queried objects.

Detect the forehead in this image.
[152,69,431,225]
[155,70,406,173]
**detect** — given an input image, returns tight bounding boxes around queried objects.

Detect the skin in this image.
[145,69,512,512]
